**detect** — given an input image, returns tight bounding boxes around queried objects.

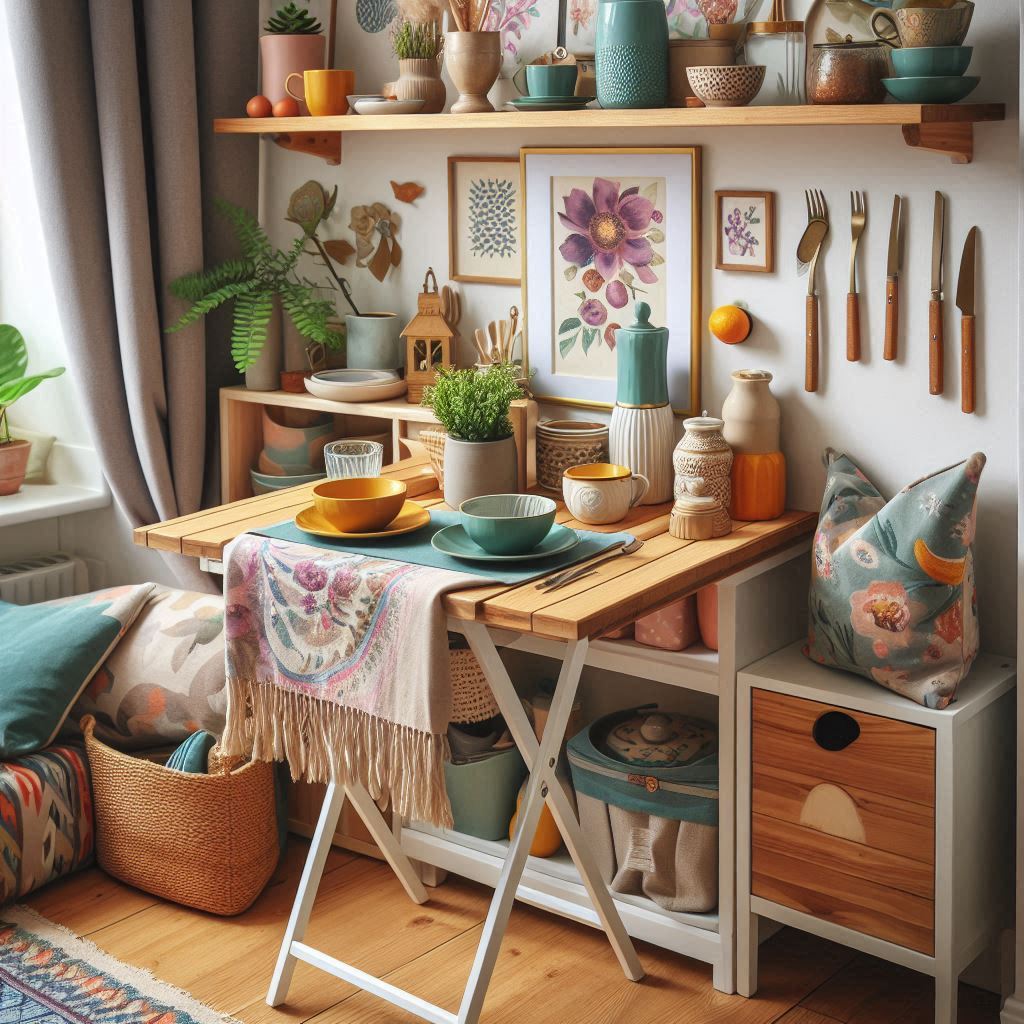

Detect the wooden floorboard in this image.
[21,839,1001,1024]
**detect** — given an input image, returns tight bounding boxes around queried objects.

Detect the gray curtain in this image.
[7,0,258,575]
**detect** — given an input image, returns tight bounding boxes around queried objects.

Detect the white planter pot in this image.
[443,435,517,509]
[244,299,283,391]
[608,402,675,504]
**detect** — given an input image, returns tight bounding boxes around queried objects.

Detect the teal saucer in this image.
[882,75,979,104]
[431,522,580,562]
[509,97,595,111]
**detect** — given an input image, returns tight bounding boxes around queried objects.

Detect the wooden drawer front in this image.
[752,763,935,868]
[752,689,936,807]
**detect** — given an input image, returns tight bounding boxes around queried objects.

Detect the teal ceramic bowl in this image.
[250,468,325,496]
[882,75,979,104]
[459,494,557,555]
[891,46,972,79]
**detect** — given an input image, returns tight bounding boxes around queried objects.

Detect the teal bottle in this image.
[596,0,669,109]
[614,301,669,408]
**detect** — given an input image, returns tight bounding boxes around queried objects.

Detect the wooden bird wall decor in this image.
[390,181,425,204]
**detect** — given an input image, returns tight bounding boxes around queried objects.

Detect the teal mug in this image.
[512,63,579,98]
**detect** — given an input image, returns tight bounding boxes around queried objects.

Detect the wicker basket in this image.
[81,715,279,916]
[419,428,447,485]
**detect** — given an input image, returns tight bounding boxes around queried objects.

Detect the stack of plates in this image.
[883,45,977,103]
[304,369,408,403]
[508,95,595,112]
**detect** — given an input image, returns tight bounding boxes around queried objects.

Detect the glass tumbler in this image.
[324,440,384,479]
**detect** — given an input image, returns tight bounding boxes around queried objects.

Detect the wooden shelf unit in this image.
[214,103,1005,164]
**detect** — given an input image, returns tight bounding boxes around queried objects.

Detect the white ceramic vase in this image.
[443,434,518,509]
[721,369,780,454]
[608,403,675,504]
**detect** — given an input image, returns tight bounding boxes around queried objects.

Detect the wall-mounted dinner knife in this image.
[956,226,978,414]
[884,195,903,361]
[929,192,945,395]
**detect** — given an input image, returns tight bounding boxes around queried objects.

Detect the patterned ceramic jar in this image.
[537,420,610,493]
[596,0,669,109]
[673,415,733,536]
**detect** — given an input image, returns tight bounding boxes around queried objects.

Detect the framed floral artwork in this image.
[715,190,774,273]
[521,146,701,414]
[448,156,521,286]
[483,0,561,77]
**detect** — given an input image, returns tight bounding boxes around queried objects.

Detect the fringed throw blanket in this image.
[221,534,484,827]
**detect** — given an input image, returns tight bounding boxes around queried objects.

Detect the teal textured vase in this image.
[596,0,669,109]
[614,301,669,407]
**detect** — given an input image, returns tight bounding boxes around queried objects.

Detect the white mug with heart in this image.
[563,463,650,525]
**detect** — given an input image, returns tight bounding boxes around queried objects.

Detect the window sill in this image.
[0,440,110,527]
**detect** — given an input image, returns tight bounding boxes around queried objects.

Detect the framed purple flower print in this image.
[521,146,701,414]
[715,190,775,273]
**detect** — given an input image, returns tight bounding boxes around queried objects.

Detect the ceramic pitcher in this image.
[596,0,669,109]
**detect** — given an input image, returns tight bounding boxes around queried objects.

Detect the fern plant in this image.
[421,365,522,443]
[264,2,322,34]
[167,199,343,373]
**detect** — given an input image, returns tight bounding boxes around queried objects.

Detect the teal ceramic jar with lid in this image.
[596,0,669,109]
[614,301,669,407]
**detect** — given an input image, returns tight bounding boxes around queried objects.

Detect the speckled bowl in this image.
[686,64,766,107]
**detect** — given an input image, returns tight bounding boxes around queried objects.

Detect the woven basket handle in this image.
[80,714,97,740]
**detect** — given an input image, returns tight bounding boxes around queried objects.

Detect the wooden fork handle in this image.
[929,298,944,396]
[805,294,819,393]
[961,314,976,414]
[846,293,861,362]
[884,276,899,361]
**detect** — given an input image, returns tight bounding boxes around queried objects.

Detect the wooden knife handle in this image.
[929,298,944,396]
[805,294,819,393]
[846,293,861,362]
[884,276,898,361]
[961,314,976,414]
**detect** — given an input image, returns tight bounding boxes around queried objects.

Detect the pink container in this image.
[259,34,326,113]
[635,596,699,652]
[696,585,719,651]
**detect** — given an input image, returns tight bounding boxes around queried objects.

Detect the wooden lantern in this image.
[403,268,456,403]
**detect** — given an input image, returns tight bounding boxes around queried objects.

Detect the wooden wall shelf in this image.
[215,104,1005,164]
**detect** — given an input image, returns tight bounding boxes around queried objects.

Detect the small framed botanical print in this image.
[448,156,521,286]
[715,190,775,273]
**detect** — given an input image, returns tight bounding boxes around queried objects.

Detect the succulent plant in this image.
[264,2,322,34]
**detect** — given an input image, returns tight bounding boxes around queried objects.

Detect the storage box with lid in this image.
[567,706,719,912]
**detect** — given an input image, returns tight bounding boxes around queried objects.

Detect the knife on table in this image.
[884,195,903,361]
[929,192,945,395]
[956,226,978,414]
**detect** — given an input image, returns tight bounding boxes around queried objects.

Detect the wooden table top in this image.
[134,454,816,641]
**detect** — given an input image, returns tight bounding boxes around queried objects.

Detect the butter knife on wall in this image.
[929,192,945,395]
[884,194,903,361]
[956,226,978,414]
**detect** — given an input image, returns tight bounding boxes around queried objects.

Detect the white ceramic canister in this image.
[720,369,781,454]
[609,403,675,504]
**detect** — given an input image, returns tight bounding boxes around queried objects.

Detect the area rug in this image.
[0,905,240,1024]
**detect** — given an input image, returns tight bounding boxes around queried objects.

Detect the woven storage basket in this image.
[81,715,279,916]
[449,646,499,723]
[420,429,447,485]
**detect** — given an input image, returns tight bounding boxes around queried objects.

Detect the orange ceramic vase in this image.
[731,450,786,520]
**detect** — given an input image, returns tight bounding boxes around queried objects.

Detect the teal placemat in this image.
[252,509,634,586]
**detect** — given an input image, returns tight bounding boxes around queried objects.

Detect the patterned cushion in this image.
[806,449,984,709]
[71,587,226,750]
[0,745,93,904]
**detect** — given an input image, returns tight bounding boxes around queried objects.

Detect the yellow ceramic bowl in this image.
[311,477,407,533]
[564,463,633,481]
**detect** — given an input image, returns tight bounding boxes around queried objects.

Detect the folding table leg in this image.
[267,781,345,1006]
[458,623,644,1024]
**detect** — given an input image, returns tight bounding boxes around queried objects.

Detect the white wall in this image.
[261,0,1020,655]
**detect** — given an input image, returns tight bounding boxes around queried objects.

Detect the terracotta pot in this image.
[446,31,501,114]
[0,439,31,496]
[443,434,517,509]
[395,58,447,113]
[259,34,326,113]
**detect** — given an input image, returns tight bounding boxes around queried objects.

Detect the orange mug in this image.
[285,69,354,115]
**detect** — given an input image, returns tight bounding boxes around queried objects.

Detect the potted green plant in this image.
[387,14,446,113]
[0,325,65,496]
[421,364,521,507]
[260,2,325,112]
[167,198,343,391]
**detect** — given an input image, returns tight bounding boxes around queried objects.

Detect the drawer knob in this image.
[812,711,860,751]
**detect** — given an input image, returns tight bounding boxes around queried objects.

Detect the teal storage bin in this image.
[444,747,528,841]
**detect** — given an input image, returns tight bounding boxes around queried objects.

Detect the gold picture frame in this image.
[447,156,521,286]
[715,190,775,273]
[520,146,702,416]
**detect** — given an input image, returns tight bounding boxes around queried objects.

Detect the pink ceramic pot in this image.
[259,34,326,114]
[635,596,700,652]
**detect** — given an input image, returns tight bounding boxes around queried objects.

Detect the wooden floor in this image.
[25,839,1000,1024]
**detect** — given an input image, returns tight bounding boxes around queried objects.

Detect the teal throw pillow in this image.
[165,730,217,773]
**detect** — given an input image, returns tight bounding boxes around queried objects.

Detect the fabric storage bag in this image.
[567,707,718,913]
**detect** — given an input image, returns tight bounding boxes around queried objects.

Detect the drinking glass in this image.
[324,440,384,479]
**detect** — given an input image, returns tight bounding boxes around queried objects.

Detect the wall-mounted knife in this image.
[956,226,978,414]
[929,192,945,395]
[884,195,903,361]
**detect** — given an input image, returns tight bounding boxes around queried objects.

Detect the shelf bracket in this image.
[273,131,342,165]
[902,122,973,164]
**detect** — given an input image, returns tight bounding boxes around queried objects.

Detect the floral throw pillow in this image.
[806,449,984,709]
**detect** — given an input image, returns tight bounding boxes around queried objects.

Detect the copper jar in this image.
[806,40,890,104]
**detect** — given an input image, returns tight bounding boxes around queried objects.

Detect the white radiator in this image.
[0,553,89,605]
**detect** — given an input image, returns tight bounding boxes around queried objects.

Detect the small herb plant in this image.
[167,199,343,373]
[0,325,65,446]
[392,19,443,60]
[264,2,322,34]
[422,365,521,443]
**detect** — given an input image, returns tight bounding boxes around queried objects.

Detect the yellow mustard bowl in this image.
[563,463,633,481]
[311,477,408,533]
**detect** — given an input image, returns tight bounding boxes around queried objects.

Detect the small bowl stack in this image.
[251,408,333,495]
[883,44,977,103]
